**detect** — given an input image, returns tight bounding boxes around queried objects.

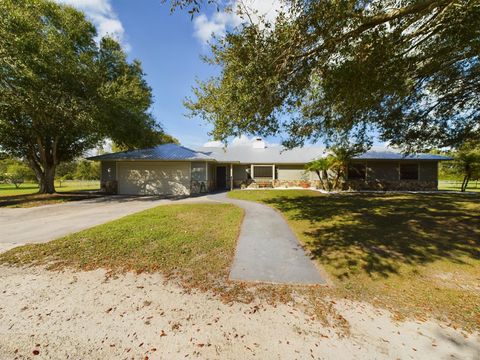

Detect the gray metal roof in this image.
[196,145,452,163]
[88,143,452,163]
[195,145,327,164]
[352,148,453,161]
[87,143,215,161]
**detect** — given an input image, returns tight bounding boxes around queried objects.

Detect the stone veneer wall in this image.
[343,180,438,191]
[272,180,315,188]
[241,179,438,191]
[101,180,118,194]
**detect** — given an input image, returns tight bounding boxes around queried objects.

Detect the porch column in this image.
[205,161,209,192]
[272,164,275,186]
[230,163,234,190]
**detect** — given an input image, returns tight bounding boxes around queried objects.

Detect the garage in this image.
[117,161,191,196]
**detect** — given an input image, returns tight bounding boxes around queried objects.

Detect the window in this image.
[348,163,366,180]
[191,162,206,181]
[253,165,273,178]
[400,163,418,180]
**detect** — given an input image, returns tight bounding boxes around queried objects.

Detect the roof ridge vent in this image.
[252,137,266,149]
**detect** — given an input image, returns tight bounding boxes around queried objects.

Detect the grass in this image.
[229,190,480,331]
[0,180,100,196]
[0,180,101,208]
[0,203,244,295]
[0,199,344,330]
[438,179,480,192]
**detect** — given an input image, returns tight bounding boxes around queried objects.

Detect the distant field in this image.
[0,180,100,197]
[438,180,479,192]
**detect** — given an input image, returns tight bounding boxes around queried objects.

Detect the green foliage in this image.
[55,161,77,180]
[185,1,480,150]
[74,160,100,181]
[110,133,179,153]
[436,142,480,190]
[306,144,366,190]
[0,0,167,193]
[55,159,100,180]
[305,157,335,191]
[453,143,480,192]
[4,163,32,188]
[0,159,35,184]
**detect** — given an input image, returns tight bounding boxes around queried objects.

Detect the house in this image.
[88,138,451,195]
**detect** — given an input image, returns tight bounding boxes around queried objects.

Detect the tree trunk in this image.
[332,168,342,190]
[27,140,57,194]
[38,164,56,194]
[322,170,331,191]
[461,174,470,192]
[315,170,327,190]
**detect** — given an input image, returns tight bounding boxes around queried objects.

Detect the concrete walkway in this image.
[208,192,325,285]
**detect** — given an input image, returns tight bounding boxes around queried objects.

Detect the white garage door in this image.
[117,162,191,196]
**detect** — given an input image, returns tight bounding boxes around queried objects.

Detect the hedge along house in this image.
[88,139,451,196]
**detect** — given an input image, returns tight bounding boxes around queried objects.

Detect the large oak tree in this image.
[182,0,480,150]
[0,0,164,193]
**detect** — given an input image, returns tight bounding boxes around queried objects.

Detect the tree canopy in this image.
[184,0,480,150]
[0,0,166,193]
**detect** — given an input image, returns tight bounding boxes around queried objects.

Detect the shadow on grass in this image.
[262,193,480,279]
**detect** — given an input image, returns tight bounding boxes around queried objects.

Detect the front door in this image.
[216,166,227,190]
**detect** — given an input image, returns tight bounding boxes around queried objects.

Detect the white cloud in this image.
[231,134,254,146]
[193,0,284,44]
[55,0,128,49]
[193,12,242,44]
[203,135,279,147]
[203,140,224,147]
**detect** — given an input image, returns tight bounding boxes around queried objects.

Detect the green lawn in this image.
[0,203,244,294]
[229,190,480,331]
[0,180,100,197]
[438,179,480,192]
[0,180,101,208]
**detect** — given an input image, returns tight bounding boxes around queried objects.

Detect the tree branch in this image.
[302,0,454,60]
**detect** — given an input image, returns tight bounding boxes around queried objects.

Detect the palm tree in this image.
[329,144,368,190]
[307,144,368,191]
[305,156,335,191]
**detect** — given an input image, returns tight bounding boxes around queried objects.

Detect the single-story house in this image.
[88,138,452,196]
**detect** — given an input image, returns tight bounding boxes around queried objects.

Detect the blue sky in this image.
[113,1,215,147]
[57,0,287,148]
[57,1,384,149]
